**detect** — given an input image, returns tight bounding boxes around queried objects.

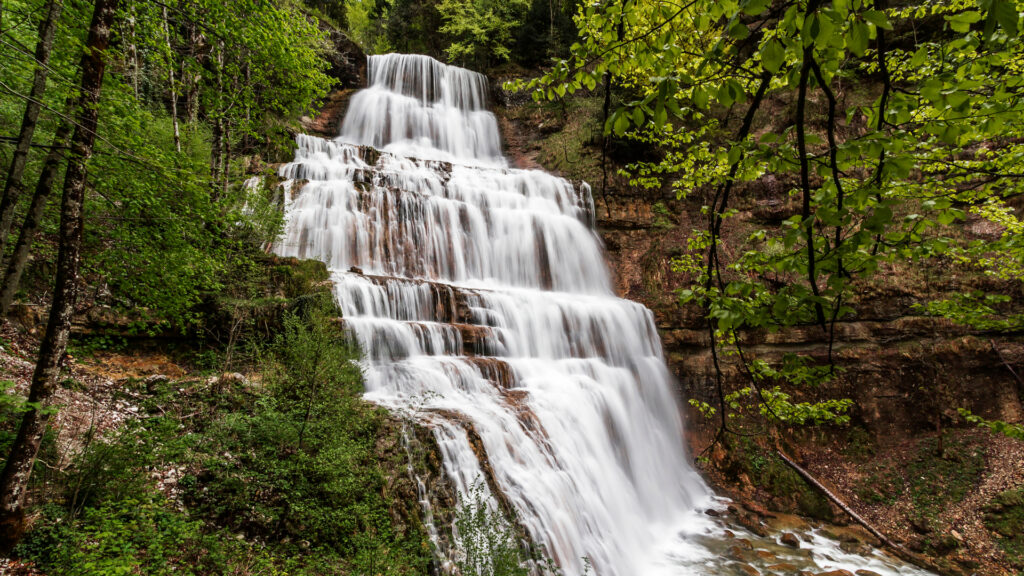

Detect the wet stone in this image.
[737,564,761,576]
[839,541,873,556]
[767,563,800,573]
[738,513,771,537]
[730,545,750,560]
[855,570,882,576]
[781,532,801,548]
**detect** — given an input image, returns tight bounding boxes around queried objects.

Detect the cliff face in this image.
[595,183,1024,442]
[493,94,1024,575]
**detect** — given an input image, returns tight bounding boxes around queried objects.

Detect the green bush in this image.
[455,482,531,576]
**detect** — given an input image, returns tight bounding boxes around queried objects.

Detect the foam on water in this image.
[273,53,933,576]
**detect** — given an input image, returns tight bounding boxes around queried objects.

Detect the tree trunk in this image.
[775,451,898,549]
[185,18,199,124]
[0,0,119,552]
[210,43,225,197]
[161,6,181,152]
[222,120,230,197]
[211,117,222,189]
[0,115,73,316]
[126,3,139,99]
[0,0,65,260]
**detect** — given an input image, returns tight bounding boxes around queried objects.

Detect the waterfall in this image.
[273,54,929,576]
[274,53,708,575]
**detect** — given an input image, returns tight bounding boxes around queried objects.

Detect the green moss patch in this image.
[984,488,1024,568]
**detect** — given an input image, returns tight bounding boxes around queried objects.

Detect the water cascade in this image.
[273,54,931,576]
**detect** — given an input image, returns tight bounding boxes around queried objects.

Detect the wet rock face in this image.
[324,30,366,89]
[300,30,366,138]
[302,90,354,137]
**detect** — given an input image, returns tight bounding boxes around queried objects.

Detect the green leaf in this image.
[862,10,893,30]
[947,10,983,33]
[802,13,820,46]
[654,104,668,128]
[847,20,869,56]
[989,0,1019,36]
[730,19,751,39]
[614,111,630,135]
[743,0,770,16]
[717,82,735,107]
[761,38,785,72]
[728,146,743,165]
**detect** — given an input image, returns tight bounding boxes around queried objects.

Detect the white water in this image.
[273,54,932,576]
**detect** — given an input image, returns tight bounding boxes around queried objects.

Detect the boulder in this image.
[144,374,170,394]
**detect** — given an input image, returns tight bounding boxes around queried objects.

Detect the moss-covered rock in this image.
[984,488,1024,568]
[197,254,335,344]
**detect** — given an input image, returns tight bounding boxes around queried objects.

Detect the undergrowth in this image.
[8,298,434,575]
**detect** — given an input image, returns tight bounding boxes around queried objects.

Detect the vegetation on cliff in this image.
[2,292,440,575]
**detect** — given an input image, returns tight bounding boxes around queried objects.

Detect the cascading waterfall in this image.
[273,54,932,576]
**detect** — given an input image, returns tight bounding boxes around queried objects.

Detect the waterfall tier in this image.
[339,54,504,164]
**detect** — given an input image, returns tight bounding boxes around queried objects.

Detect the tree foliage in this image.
[345,0,582,68]
[516,0,1024,441]
[0,0,332,328]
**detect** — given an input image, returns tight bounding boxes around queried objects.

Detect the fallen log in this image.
[775,450,896,548]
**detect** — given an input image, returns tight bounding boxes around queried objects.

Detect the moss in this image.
[984,488,1024,568]
[797,489,834,521]
[854,461,904,505]
[906,435,986,520]
[843,426,877,462]
[731,438,834,521]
